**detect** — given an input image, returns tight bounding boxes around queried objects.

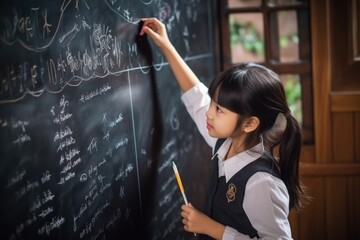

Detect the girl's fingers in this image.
[139,18,168,47]
[140,23,158,36]
[141,18,159,28]
[142,18,163,31]
[141,26,159,41]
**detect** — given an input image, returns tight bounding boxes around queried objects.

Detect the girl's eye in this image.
[216,106,222,113]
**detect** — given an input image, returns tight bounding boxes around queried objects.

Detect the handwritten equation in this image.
[0,0,204,104]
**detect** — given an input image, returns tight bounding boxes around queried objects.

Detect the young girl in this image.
[140,18,307,240]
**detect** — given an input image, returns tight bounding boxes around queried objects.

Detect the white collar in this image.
[216,139,264,182]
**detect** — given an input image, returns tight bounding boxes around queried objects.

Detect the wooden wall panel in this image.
[332,112,354,163]
[326,177,348,240]
[331,93,360,112]
[297,163,360,239]
[304,0,360,239]
[289,210,300,240]
[300,145,315,163]
[348,176,360,237]
[297,177,326,240]
[355,113,360,162]
[311,0,332,163]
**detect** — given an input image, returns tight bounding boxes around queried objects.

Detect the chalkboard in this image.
[0,0,215,239]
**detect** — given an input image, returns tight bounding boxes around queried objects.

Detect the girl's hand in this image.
[181,203,225,239]
[181,203,203,234]
[139,17,200,92]
[180,203,209,235]
[140,18,171,49]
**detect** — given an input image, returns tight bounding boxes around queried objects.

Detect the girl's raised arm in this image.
[140,18,200,92]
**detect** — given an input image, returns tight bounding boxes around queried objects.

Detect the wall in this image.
[289,0,360,239]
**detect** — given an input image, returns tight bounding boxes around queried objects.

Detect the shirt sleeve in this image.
[181,82,216,148]
[223,226,258,240]
[244,172,292,240]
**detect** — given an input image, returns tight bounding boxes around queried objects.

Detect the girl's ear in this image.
[243,116,260,133]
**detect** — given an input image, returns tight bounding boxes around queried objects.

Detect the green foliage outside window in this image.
[229,16,264,56]
[230,17,302,123]
[283,75,302,124]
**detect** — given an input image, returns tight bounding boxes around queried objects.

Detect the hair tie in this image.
[285,111,292,118]
[262,112,287,149]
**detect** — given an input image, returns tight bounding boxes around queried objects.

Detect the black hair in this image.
[208,62,307,210]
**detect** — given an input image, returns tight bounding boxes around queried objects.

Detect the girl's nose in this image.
[206,107,212,119]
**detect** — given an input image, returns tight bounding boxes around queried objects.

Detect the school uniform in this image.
[181,82,293,240]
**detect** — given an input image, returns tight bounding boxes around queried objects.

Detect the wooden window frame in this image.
[217,0,314,144]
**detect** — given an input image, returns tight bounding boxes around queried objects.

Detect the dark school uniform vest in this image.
[200,139,281,239]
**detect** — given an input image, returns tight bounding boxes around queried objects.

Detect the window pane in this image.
[267,0,302,5]
[228,0,261,8]
[229,13,264,63]
[278,11,299,62]
[280,74,302,125]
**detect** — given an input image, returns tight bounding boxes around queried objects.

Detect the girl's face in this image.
[205,100,239,138]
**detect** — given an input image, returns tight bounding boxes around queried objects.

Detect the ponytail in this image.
[279,113,304,210]
[262,112,305,210]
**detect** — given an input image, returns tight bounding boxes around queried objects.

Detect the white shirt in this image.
[181,82,292,240]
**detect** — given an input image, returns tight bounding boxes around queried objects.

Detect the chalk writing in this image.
[15,180,40,200]
[79,83,111,103]
[37,216,65,236]
[0,1,213,239]
[115,163,134,181]
[6,169,27,188]
[41,170,52,184]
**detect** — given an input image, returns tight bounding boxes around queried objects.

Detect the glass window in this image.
[267,0,302,5]
[228,0,261,8]
[278,11,299,62]
[280,74,302,125]
[229,13,264,63]
[219,0,313,143]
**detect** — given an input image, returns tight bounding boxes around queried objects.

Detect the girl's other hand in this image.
[181,203,207,235]
[181,203,225,239]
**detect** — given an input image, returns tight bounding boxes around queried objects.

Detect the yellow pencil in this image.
[172,161,189,205]
[172,161,197,236]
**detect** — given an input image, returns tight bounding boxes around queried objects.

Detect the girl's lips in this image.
[206,122,213,130]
